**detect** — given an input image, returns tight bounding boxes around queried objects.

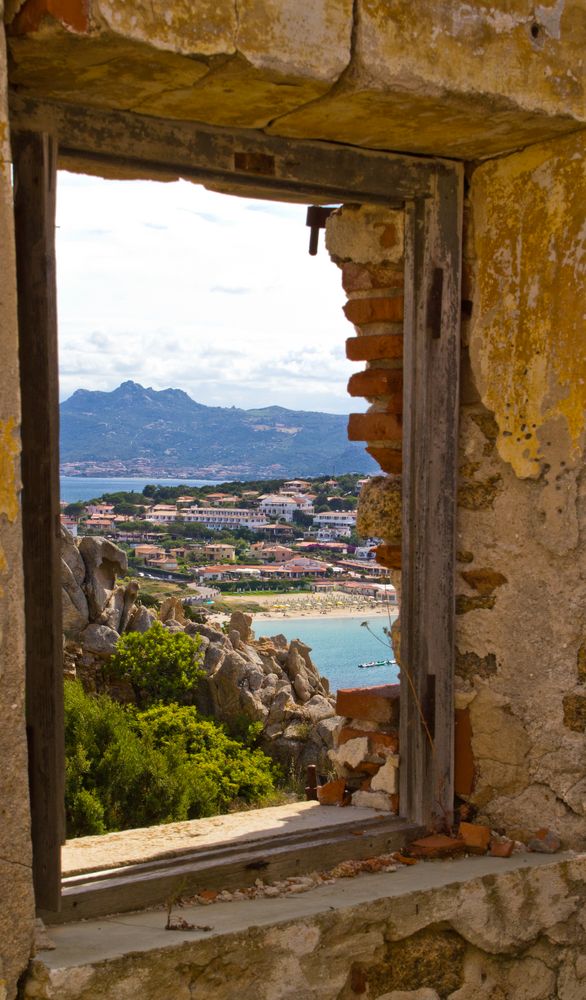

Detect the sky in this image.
[56,171,362,414]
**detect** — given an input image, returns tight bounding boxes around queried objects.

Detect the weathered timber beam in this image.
[13,130,64,913]
[8,95,441,204]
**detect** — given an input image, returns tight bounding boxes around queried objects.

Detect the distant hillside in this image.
[59,381,377,479]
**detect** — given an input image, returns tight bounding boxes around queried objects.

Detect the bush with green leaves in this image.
[64,681,277,837]
[108,620,204,707]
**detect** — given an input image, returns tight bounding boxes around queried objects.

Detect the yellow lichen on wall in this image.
[0,418,20,522]
[470,130,586,478]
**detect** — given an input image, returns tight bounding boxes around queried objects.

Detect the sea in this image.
[60,476,221,504]
[252,614,399,693]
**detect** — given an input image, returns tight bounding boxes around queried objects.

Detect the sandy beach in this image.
[218,590,397,623]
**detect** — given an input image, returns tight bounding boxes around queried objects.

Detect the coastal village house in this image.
[1,2,585,999]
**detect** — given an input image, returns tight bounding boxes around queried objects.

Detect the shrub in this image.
[108,620,204,707]
[64,681,277,837]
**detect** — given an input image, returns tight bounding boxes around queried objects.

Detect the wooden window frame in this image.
[10,95,462,918]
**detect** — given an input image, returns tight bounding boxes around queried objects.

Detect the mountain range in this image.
[59,381,376,479]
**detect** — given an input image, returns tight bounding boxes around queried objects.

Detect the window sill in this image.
[49,802,420,924]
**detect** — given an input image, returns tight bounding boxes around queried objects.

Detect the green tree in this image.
[108,621,204,707]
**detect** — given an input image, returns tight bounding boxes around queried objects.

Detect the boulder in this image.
[229,611,253,643]
[126,605,156,633]
[119,579,139,633]
[78,536,128,619]
[160,595,186,625]
[61,526,85,584]
[61,559,89,634]
[79,623,120,657]
[101,587,125,633]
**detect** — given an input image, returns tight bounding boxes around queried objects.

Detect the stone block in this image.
[326,205,404,265]
[370,756,399,794]
[357,475,402,541]
[343,296,404,325]
[460,568,508,596]
[336,685,400,725]
[348,412,402,443]
[375,543,401,569]
[351,789,394,811]
[329,736,369,770]
[528,829,562,854]
[346,333,403,362]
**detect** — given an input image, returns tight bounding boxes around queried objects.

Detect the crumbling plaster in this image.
[4,1,585,158]
[0,4,36,999]
[456,133,586,844]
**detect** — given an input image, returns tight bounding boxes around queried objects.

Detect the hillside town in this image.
[60,475,396,604]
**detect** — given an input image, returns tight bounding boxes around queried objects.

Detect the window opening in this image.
[11,101,462,918]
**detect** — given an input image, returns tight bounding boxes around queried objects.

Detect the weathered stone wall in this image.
[0,6,36,998]
[21,855,586,999]
[455,130,586,847]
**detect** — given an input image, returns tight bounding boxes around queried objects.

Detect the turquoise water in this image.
[60,476,220,503]
[253,615,399,693]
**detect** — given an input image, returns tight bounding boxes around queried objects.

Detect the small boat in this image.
[358,657,395,669]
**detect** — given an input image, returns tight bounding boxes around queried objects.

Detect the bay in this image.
[252,614,399,693]
[60,476,221,504]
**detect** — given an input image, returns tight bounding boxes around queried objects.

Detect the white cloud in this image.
[56,173,366,414]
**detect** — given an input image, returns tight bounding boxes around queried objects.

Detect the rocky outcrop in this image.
[61,531,341,772]
[189,613,339,771]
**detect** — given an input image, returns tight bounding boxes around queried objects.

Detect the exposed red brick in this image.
[490,839,515,858]
[366,446,403,474]
[360,777,372,790]
[347,369,403,398]
[348,412,402,443]
[375,543,401,569]
[381,393,404,415]
[454,707,475,796]
[409,834,466,859]
[459,822,491,854]
[336,684,400,725]
[317,778,346,806]
[346,334,403,362]
[9,0,89,33]
[390,793,400,814]
[342,262,404,293]
[344,296,404,325]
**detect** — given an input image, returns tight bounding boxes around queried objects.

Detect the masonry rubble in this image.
[61,527,340,771]
[318,683,401,811]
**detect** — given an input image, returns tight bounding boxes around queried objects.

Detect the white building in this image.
[181,508,269,531]
[313,511,357,532]
[259,494,314,522]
